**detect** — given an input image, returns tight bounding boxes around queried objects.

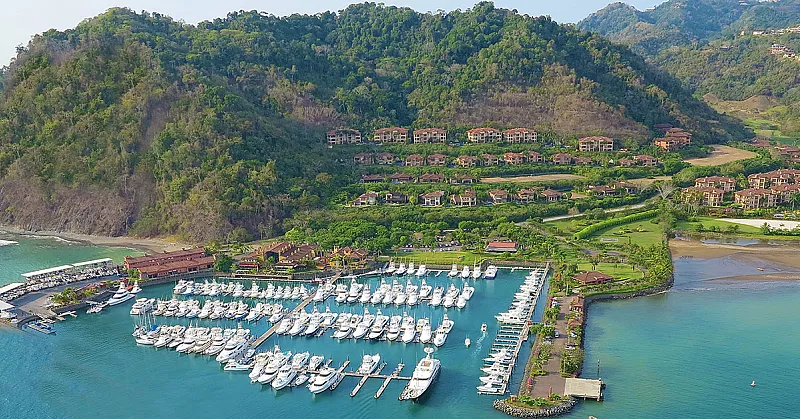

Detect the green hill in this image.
[0,2,747,241]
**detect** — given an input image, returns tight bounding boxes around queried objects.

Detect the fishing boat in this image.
[483,265,498,279]
[447,264,458,277]
[460,265,470,279]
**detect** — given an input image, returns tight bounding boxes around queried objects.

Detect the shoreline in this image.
[0,226,192,254]
[670,236,800,270]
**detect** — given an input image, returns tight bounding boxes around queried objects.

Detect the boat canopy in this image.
[21,265,73,279]
[72,258,113,268]
[0,282,25,294]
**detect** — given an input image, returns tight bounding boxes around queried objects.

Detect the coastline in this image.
[0,226,191,254]
[670,237,800,270]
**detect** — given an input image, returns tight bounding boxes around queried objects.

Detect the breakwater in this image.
[492,399,576,417]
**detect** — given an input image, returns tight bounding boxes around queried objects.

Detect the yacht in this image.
[321,307,337,328]
[419,323,433,344]
[381,287,395,305]
[129,298,154,315]
[357,353,381,374]
[308,355,324,372]
[386,316,402,341]
[368,310,389,340]
[358,283,371,304]
[294,374,310,387]
[353,309,375,339]
[472,265,482,279]
[406,262,416,276]
[399,348,440,401]
[384,261,397,275]
[401,321,416,343]
[433,328,447,347]
[271,364,297,390]
[107,282,135,306]
[440,314,454,333]
[415,264,427,277]
[250,350,275,382]
[447,264,458,277]
[483,265,498,279]
[462,283,475,301]
[130,281,142,294]
[406,281,419,306]
[292,351,310,370]
[335,288,348,303]
[418,279,432,299]
[456,294,467,309]
[332,319,353,339]
[460,265,470,279]
[347,279,363,304]
[258,350,291,384]
[276,317,294,335]
[429,286,444,307]
[395,263,407,276]
[307,367,341,394]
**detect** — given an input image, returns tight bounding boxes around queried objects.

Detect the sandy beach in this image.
[0,226,192,254]
[670,237,800,278]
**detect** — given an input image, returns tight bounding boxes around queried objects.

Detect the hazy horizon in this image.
[2,0,663,65]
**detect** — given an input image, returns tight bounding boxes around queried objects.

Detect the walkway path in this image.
[528,295,576,398]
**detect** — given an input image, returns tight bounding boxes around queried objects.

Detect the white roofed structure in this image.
[72,258,113,268]
[21,265,74,280]
[0,283,25,294]
[564,378,604,401]
[0,300,14,311]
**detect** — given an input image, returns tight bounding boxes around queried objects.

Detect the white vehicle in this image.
[433,328,447,347]
[406,262,416,276]
[460,265,470,279]
[447,264,458,277]
[384,261,397,275]
[307,355,325,372]
[271,364,298,390]
[386,316,402,341]
[419,323,433,344]
[472,265,482,279]
[415,264,427,277]
[258,350,291,384]
[440,314,454,333]
[419,279,432,299]
[369,310,389,340]
[129,298,154,315]
[483,265,498,279]
[429,286,444,307]
[399,348,440,401]
[395,263,407,276]
[292,351,310,370]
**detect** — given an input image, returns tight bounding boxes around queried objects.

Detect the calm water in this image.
[0,235,547,419]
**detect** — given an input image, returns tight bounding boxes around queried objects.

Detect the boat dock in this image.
[477,266,547,396]
[251,293,316,348]
[349,362,387,397]
[374,363,406,399]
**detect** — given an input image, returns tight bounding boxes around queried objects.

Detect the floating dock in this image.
[375,363,406,399]
[350,362,387,397]
[251,294,316,348]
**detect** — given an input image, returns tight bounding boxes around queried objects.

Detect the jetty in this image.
[374,363,406,399]
[349,362,387,397]
[251,293,316,348]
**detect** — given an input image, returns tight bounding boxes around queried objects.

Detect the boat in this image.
[483,265,498,279]
[357,353,381,374]
[415,264,427,277]
[401,321,416,343]
[294,374,310,386]
[27,321,55,335]
[395,263,407,276]
[291,352,310,370]
[433,328,447,347]
[460,265,470,279]
[751,380,756,387]
[307,367,341,394]
[358,283,371,304]
[477,382,504,393]
[258,350,291,384]
[130,281,142,294]
[419,279,432,299]
[406,262,416,276]
[86,301,107,314]
[447,264,458,277]
[308,355,324,372]
[456,294,467,309]
[385,261,397,275]
[399,348,440,401]
[472,265,482,279]
[429,286,444,307]
[481,323,488,333]
[223,359,253,371]
[107,282,135,306]
[250,350,276,382]
[465,337,471,347]
[272,364,298,390]
[462,283,475,301]
[386,316,402,341]
[419,323,433,344]
[368,310,389,340]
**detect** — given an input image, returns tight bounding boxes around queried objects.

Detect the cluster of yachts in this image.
[275,306,456,347]
[384,261,498,280]
[477,348,517,393]
[129,298,285,322]
[494,271,545,325]
[87,281,143,313]
[319,278,475,309]
[132,324,255,366]
[173,280,314,301]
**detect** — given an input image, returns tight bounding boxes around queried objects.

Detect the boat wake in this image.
[0,240,18,246]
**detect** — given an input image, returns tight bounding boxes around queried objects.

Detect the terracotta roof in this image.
[421,191,445,198]
[541,189,562,197]
[414,128,446,134]
[374,127,408,134]
[327,128,360,135]
[578,136,613,143]
[573,271,613,285]
[138,256,215,275]
[503,128,535,134]
[466,127,501,134]
[735,188,773,197]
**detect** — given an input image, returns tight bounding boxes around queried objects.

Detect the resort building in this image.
[427,154,447,166]
[456,155,480,168]
[353,192,378,207]
[482,154,501,166]
[325,246,369,269]
[389,173,414,184]
[517,188,540,203]
[552,153,573,165]
[573,271,613,286]
[449,173,477,185]
[734,188,777,209]
[485,241,518,253]
[654,128,692,150]
[413,128,447,143]
[503,152,526,165]
[375,152,396,165]
[613,181,639,194]
[353,153,373,165]
[748,169,800,189]
[695,176,736,192]
[503,128,538,143]
[327,128,362,145]
[137,257,216,280]
[489,189,509,204]
[125,248,208,270]
[451,190,478,207]
[405,154,425,167]
[587,185,617,197]
[682,186,724,207]
[385,192,409,205]
[770,184,800,204]
[541,189,563,202]
[361,174,385,184]
[578,136,614,152]
[373,127,409,144]
[527,151,543,163]
[574,156,594,166]
[633,155,658,167]
[466,127,502,143]
[420,191,445,207]
[418,173,445,183]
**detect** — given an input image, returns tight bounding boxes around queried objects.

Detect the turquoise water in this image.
[0,232,138,286]
[573,255,800,418]
[0,235,547,419]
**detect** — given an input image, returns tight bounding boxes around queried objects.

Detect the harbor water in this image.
[0,234,546,419]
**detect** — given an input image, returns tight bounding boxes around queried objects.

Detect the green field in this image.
[673,216,762,235]
[546,216,663,247]
[575,262,644,281]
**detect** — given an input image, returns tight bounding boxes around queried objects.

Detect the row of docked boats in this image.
[383,261,428,277]
[477,347,516,393]
[172,280,314,301]
[132,323,254,360]
[384,261,498,280]
[494,270,545,325]
[330,278,475,309]
[131,298,287,322]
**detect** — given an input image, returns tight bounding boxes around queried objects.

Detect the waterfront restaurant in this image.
[573,271,613,286]
[485,241,518,253]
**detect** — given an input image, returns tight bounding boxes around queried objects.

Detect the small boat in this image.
[447,264,458,277]
[751,380,756,387]
[483,265,498,279]
[464,337,471,347]
[294,374,310,387]
[460,266,470,279]
[481,323,487,333]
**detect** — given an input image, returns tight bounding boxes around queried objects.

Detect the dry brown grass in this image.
[627,176,672,187]
[684,145,757,167]
[481,174,585,184]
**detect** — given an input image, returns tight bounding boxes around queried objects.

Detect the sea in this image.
[2,233,799,419]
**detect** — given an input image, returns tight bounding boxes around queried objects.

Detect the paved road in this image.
[542,202,647,223]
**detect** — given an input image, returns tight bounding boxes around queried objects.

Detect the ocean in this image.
[0,233,546,419]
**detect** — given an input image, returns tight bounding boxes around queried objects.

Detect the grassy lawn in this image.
[683,145,758,167]
[576,262,643,281]
[381,250,486,265]
[674,216,762,235]
[545,217,588,235]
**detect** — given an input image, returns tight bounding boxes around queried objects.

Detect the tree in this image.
[214,254,234,273]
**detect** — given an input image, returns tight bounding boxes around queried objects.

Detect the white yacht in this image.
[368,310,389,340]
[406,262,416,276]
[419,279,432,299]
[399,348,440,401]
[429,286,444,307]
[129,298,154,315]
[307,367,341,394]
[440,314,454,333]
[419,323,433,344]
[456,294,467,309]
[460,265,470,279]
[447,264,458,277]
[271,364,297,390]
[130,281,142,294]
[385,261,397,275]
[258,350,291,384]
[292,351,310,370]
[433,328,447,347]
[483,265,498,279]
[307,355,324,372]
[395,263,407,276]
[357,353,381,374]
[415,264,427,277]
[472,265,482,279]
[358,283,371,304]
[386,316,402,341]
[462,283,475,301]
[401,321,416,343]
[107,282,135,306]
[250,350,276,382]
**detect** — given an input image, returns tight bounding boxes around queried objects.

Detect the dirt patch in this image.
[684,145,757,167]
[627,176,672,187]
[669,238,800,269]
[481,174,585,184]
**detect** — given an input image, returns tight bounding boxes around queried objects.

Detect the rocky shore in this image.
[493,399,577,417]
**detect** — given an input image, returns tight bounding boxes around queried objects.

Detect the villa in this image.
[420,191,446,207]
[466,127,502,143]
[373,127,409,144]
[354,192,378,207]
[327,128,362,145]
[451,190,478,207]
[503,128,538,143]
[405,154,425,167]
[427,153,447,166]
[413,128,447,143]
[578,136,614,152]
[489,189,509,204]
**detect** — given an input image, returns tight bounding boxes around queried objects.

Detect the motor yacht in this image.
[386,316,402,341]
[258,350,291,384]
[401,322,416,343]
[107,282,135,306]
[399,348,440,401]
[346,279,363,304]
[460,266,470,279]
[130,281,142,294]
[429,286,444,307]
[368,310,389,340]
[307,367,340,394]
[440,314,454,333]
[462,283,475,301]
[472,265,482,279]
[456,294,467,309]
[271,364,297,390]
[384,261,397,275]
[307,355,324,372]
[433,328,447,347]
[483,265,498,279]
[419,323,433,344]
[395,263,407,276]
[358,283,371,304]
[353,309,375,339]
[415,264,427,277]
[447,264,458,277]
[294,374,310,387]
[406,262,416,276]
[129,298,154,315]
[357,353,381,374]
[291,351,310,370]
[250,350,276,382]
[419,279,432,299]
[276,317,294,335]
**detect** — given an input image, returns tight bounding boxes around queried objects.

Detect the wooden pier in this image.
[350,362,387,397]
[477,266,547,396]
[375,363,406,399]
[251,293,316,348]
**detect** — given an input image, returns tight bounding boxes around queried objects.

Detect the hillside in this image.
[580,0,800,56]
[0,2,748,241]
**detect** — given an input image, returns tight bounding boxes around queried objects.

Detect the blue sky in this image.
[2,0,663,64]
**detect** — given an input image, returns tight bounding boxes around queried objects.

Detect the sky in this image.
[2,0,663,65]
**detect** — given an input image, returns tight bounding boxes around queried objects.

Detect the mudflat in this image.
[670,237,800,273]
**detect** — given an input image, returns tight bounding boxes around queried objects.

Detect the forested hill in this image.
[0,3,746,241]
[579,0,800,56]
